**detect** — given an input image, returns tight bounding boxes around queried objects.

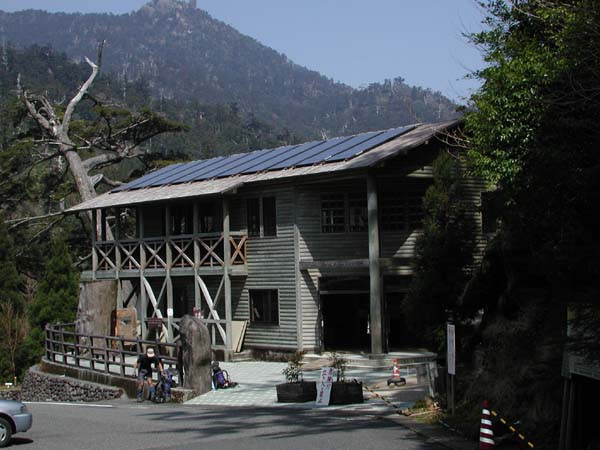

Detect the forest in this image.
[0,1,599,448]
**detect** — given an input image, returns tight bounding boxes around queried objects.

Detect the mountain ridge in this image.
[0,0,459,137]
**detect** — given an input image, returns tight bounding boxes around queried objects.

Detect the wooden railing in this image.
[94,232,247,272]
[44,323,180,382]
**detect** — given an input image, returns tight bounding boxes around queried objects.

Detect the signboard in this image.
[316,367,335,406]
[447,323,456,375]
[148,317,163,331]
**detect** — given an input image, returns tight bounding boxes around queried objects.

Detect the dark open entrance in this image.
[322,293,370,350]
[320,277,370,350]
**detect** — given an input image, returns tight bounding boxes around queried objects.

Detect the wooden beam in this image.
[193,202,201,310]
[367,173,383,354]
[223,195,232,356]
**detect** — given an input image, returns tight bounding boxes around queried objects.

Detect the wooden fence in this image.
[45,323,181,382]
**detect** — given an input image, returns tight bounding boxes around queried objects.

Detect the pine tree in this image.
[0,221,23,310]
[29,237,79,331]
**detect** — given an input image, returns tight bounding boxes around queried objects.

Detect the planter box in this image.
[329,381,364,405]
[276,381,317,403]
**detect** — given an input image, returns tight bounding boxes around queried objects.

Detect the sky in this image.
[0,0,487,102]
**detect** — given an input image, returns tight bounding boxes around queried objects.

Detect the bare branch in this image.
[98,175,124,188]
[6,211,65,230]
[22,92,52,132]
[62,40,105,136]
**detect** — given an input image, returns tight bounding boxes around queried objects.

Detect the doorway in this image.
[321,293,370,350]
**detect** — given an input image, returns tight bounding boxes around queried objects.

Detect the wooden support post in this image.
[167,277,174,342]
[139,208,147,339]
[223,195,233,357]
[91,210,98,278]
[367,173,384,354]
[193,202,201,310]
[165,205,173,342]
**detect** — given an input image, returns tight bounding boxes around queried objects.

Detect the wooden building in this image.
[68,120,487,356]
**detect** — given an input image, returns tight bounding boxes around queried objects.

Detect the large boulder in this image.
[179,315,212,394]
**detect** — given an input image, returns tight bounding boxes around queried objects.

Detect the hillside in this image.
[0,0,459,137]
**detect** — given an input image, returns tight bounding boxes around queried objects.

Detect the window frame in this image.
[249,289,279,325]
[247,196,277,238]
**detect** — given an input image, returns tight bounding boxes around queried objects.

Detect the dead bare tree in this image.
[20,41,183,225]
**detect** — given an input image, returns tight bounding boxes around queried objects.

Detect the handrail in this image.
[44,323,181,383]
[93,233,247,272]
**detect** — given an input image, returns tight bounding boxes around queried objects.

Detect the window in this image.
[348,193,367,232]
[262,197,277,236]
[321,192,367,233]
[381,191,425,231]
[247,198,260,237]
[170,205,193,235]
[247,197,277,237]
[321,194,346,233]
[249,289,279,324]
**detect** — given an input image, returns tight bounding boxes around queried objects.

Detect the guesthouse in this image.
[68,120,487,357]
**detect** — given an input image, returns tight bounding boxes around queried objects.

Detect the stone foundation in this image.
[20,365,123,402]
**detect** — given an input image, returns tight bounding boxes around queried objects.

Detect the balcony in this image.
[91,232,247,279]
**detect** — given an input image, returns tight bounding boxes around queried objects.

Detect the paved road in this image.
[15,400,447,450]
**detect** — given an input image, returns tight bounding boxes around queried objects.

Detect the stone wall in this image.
[0,389,21,401]
[20,366,123,402]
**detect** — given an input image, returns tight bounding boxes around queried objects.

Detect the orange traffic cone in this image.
[387,359,406,386]
[479,400,495,449]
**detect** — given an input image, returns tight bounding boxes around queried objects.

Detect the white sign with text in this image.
[316,367,335,406]
[447,323,456,375]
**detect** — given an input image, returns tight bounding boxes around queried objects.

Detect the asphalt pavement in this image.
[16,401,454,450]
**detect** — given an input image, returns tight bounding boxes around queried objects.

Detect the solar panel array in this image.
[114,124,416,192]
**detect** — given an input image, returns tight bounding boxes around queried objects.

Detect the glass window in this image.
[321,194,346,233]
[249,289,279,325]
[247,198,260,237]
[348,193,367,232]
[381,191,424,231]
[262,197,277,237]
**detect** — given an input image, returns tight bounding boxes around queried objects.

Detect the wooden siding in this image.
[230,186,298,350]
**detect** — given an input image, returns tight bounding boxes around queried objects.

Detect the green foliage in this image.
[328,352,348,382]
[459,1,600,445]
[282,351,305,383]
[403,153,476,352]
[0,222,23,310]
[29,237,79,332]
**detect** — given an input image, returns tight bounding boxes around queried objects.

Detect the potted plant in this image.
[328,352,363,405]
[276,352,317,403]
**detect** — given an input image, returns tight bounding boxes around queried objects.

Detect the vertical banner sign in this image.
[316,367,335,406]
[447,323,456,375]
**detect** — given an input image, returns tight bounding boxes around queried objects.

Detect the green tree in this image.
[460,0,600,445]
[0,222,22,310]
[403,153,476,352]
[24,236,79,368]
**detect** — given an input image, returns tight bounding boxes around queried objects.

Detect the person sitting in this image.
[135,347,163,402]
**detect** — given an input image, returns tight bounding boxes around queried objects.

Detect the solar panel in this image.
[296,130,382,166]
[212,145,299,177]
[112,162,185,192]
[266,135,355,170]
[246,140,322,172]
[112,125,418,192]
[146,156,227,187]
[327,125,416,162]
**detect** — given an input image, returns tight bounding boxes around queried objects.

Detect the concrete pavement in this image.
[184,361,475,450]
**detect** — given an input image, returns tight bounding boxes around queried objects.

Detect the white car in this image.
[0,400,32,448]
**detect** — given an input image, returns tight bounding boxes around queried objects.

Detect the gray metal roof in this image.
[67,120,457,212]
